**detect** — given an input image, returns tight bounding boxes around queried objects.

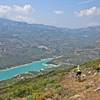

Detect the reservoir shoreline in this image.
[0,58,53,81]
[0,58,53,72]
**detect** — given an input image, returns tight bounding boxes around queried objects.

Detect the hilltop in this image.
[0,58,100,100]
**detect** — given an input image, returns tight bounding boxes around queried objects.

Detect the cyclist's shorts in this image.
[76,72,81,76]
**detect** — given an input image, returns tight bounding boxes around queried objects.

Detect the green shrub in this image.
[13,88,32,97]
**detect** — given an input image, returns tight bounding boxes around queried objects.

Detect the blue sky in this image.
[0,0,100,28]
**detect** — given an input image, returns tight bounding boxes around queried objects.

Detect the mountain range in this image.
[0,18,100,69]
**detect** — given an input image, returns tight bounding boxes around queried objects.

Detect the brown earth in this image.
[59,70,100,100]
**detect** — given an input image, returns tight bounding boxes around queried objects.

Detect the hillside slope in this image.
[0,58,100,100]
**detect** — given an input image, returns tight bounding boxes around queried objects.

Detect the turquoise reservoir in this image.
[0,58,52,81]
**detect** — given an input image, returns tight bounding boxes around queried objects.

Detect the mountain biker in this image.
[75,65,82,80]
[96,64,100,72]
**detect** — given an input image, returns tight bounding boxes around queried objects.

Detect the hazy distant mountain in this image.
[0,18,100,69]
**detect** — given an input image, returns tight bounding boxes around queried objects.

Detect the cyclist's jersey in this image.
[76,66,81,72]
[96,64,100,69]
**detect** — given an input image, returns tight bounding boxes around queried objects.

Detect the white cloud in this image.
[78,0,94,5]
[0,4,35,22]
[0,5,11,15]
[14,5,33,14]
[53,10,64,15]
[75,6,100,17]
[15,15,28,20]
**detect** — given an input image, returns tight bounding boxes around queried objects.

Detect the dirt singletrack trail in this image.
[60,70,100,100]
